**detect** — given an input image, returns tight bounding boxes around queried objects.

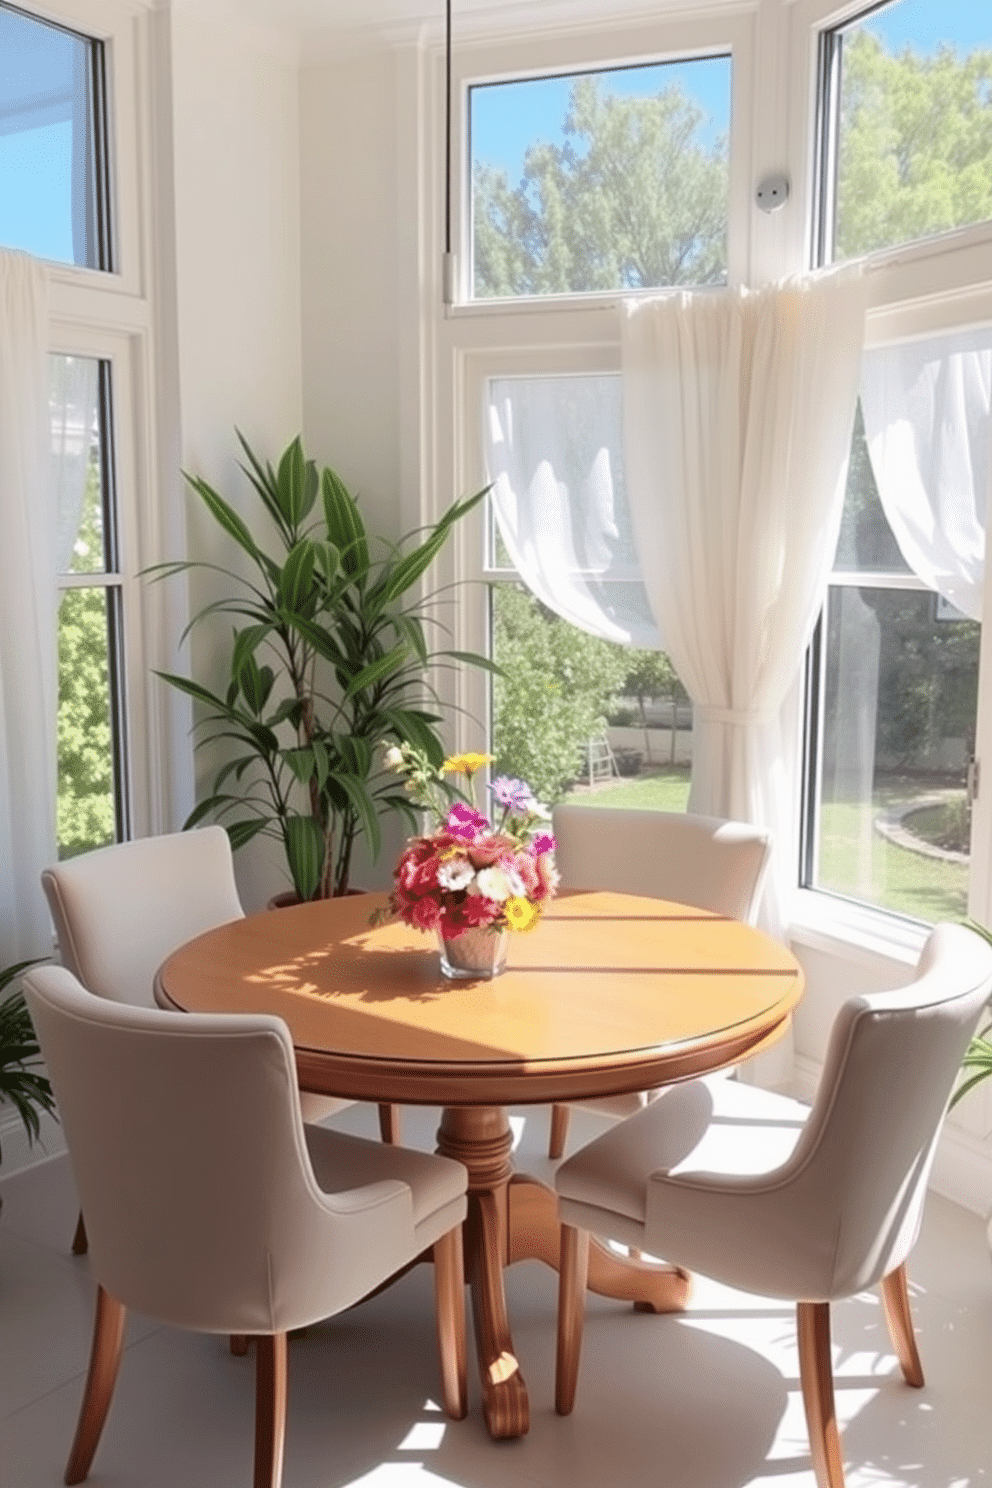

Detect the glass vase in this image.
[438,925,508,980]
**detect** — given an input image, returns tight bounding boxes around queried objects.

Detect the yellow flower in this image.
[442,752,494,778]
[504,896,540,932]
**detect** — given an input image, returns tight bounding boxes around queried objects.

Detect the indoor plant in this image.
[150,434,493,900]
[377,744,558,977]
[0,958,56,1173]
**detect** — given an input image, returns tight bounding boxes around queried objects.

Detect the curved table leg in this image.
[507,1174,692,1313]
[436,1106,529,1440]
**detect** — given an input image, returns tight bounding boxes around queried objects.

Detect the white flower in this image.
[382,745,405,772]
[504,865,527,897]
[474,865,512,902]
[437,857,475,892]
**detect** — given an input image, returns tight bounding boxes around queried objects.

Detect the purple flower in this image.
[489,776,535,814]
[446,801,489,841]
[532,832,555,856]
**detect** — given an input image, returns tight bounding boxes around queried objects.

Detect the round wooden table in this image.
[156,889,803,1440]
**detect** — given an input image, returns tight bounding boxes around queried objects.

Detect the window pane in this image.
[51,355,106,574]
[471,57,731,298]
[57,586,117,858]
[832,0,992,262]
[0,3,106,268]
[490,583,691,810]
[833,401,911,574]
[816,584,977,922]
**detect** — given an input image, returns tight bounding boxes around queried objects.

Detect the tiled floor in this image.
[2,1101,991,1488]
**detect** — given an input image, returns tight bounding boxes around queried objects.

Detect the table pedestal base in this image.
[436,1105,691,1440]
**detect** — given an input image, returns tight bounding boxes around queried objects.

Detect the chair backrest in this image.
[759,922,992,1298]
[41,827,244,1007]
[22,965,415,1334]
[551,804,772,924]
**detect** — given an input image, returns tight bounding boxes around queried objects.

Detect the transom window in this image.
[819,0,992,265]
[0,0,112,270]
[469,54,731,300]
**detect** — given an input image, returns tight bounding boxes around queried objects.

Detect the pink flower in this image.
[410,895,442,931]
[446,802,489,841]
[532,832,555,856]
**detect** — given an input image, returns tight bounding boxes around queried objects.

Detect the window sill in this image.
[788,889,928,970]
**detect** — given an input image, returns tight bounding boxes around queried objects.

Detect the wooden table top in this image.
[155,890,804,1106]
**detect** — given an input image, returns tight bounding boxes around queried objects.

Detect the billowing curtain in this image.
[622,272,867,958]
[861,328,991,620]
[0,250,54,962]
[485,373,661,648]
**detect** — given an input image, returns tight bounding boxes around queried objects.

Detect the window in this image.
[480,369,692,808]
[470,55,732,299]
[804,369,984,923]
[1,0,164,862]
[818,0,992,265]
[0,1,111,269]
[52,353,129,857]
[804,0,992,930]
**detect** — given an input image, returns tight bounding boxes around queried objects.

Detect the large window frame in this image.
[796,0,992,946]
[8,0,180,852]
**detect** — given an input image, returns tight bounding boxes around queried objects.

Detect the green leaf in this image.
[283,747,317,785]
[227,818,272,850]
[321,467,369,576]
[336,774,381,863]
[279,539,317,616]
[344,645,409,699]
[276,437,313,528]
[283,816,325,901]
[184,473,260,564]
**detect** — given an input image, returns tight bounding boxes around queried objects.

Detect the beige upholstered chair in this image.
[547,804,773,1156]
[22,964,468,1488]
[553,922,992,1488]
[41,827,396,1252]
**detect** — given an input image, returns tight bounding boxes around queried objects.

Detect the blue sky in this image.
[470,0,990,184]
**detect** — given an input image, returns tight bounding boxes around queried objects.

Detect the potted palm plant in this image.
[150,434,494,901]
[0,959,56,1181]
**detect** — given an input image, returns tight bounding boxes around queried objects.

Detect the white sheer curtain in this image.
[861,328,991,620]
[0,250,55,962]
[486,374,661,647]
[622,272,867,957]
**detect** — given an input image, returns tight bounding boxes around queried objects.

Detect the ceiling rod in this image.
[443,0,455,305]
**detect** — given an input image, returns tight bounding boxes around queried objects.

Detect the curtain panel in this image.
[621,272,867,947]
[0,249,55,961]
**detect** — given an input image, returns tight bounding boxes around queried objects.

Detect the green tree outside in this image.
[57,456,115,858]
[473,75,728,298]
[492,585,628,801]
[836,30,992,261]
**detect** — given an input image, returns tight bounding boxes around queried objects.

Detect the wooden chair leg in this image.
[71,1210,89,1256]
[880,1264,925,1387]
[797,1301,846,1488]
[378,1103,401,1144]
[65,1286,127,1485]
[549,1104,570,1160]
[555,1224,590,1415]
[253,1332,288,1488]
[231,1335,250,1356]
[433,1226,467,1419]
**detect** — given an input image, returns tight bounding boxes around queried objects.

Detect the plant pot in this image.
[438,926,508,980]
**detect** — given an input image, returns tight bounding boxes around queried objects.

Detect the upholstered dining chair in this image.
[546,804,773,1157]
[41,827,397,1254]
[22,964,468,1488]
[553,921,992,1488]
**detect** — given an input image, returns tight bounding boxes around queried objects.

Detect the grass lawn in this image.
[563,768,967,924]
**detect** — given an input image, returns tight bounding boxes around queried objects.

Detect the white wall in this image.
[167,0,304,908]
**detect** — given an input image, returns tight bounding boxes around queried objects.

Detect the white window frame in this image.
[789,0,992,957]
[9,0,180,846]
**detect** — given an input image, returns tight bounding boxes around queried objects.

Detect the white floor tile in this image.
[2,1104,990,1488]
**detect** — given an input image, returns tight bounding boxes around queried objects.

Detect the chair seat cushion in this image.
[556,1075,810,1225]
[304,1125,467,1249]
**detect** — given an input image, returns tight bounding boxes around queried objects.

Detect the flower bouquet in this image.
[378,746,558,979]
